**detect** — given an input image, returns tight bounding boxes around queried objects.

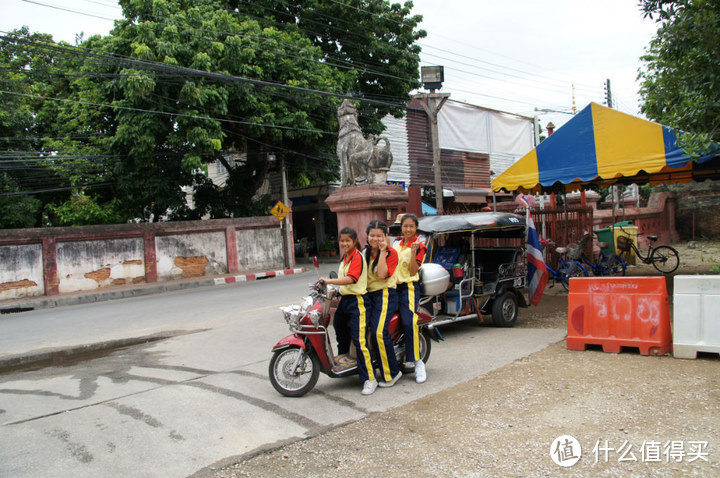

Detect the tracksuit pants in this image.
[334,294,375,382]
[366,288,401,382]
[396,281,421,363]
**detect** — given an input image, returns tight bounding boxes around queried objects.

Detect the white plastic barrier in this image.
[673,275,720,359]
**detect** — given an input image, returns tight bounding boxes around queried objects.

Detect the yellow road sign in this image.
[270,200,290,221]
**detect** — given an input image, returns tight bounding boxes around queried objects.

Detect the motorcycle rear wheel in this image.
[269,347,320,397]
[399,329,432,373]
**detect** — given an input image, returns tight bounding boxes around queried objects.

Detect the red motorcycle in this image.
[269,260,434,397]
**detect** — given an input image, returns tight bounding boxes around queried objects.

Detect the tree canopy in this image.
[638,0,720,157]
[0,0,425,227]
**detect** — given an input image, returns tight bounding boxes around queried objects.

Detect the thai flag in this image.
[526,213,548,306]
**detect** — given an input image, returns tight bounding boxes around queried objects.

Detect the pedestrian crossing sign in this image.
[270,201,290,221]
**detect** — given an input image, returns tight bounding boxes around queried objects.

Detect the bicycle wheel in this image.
[651,245,680,274]
[559,260,588,291]
[603,254,626,276]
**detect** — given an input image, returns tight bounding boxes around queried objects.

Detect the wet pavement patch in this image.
[0,330,202,375]
[0,306,35,314]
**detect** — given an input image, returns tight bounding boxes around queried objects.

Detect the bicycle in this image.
[616,227,680,274]
[540,239,588,291]
[569,233,627,277]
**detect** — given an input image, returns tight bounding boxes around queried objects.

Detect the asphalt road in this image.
[0,270,565,477]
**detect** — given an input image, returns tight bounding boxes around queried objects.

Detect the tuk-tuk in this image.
[414,211,529,329]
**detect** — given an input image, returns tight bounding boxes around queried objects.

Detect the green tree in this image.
[106,0,423,220]
[0,28,73,227]
[0,173,42,229]
[44,191,124,226]
[1,28,125,227]
[638,0,720,157]
[2,1,426,225]
[234,0,425,133]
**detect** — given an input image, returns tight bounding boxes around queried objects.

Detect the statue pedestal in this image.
[325,185,407,247]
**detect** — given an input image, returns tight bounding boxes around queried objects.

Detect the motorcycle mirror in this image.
[329,271,338,279]
[313,256,319,269]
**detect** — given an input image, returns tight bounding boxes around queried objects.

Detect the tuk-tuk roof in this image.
[417,212,526,235]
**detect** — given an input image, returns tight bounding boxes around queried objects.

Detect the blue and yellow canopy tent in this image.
[492,102,720,193]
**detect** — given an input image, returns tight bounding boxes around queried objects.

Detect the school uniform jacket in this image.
[393,235,427,284]
[338,248,367,296]
[366,248,399,293]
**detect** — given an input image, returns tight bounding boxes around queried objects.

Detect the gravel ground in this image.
[198,241,720,478]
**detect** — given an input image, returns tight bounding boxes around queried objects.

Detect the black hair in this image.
[365,220,388,270]
[339,226,361,251]
[400,213,419,227]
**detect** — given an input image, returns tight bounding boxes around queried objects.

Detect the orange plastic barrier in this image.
[567,277,671,355]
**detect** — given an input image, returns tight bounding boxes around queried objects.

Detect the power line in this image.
[9,2,597,115]
[0,182,114,197]
[21,0,117,22]
[1,35,408,108]
[0,89,338,135]
[18,0,420,88]
[12,0,636,119]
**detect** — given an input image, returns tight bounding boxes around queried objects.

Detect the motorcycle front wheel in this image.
[398,329,432,373]
[269,347,320,397]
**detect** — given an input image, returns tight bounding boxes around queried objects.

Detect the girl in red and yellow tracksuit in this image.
[364,220,402,388]
[393,213,428,383]
[320,227,377,395]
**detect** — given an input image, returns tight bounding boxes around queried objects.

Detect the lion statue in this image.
[336,99,393,186]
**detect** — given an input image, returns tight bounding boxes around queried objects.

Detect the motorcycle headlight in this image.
[280,304,303,327]
[280,296,313,328]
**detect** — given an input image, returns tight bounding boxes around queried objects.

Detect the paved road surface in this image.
[0,270,564,477]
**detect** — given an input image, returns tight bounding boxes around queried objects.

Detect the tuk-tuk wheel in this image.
[491,292,518,327]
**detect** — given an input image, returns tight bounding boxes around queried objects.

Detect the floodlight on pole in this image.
[421,66,444,91]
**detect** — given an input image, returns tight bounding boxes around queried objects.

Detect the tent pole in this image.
[563,190,569,245]
[611,185,616,252]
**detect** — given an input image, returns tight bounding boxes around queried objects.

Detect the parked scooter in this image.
[269,258,436,397]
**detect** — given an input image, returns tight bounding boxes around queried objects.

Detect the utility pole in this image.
[416,65,449,215]
[417,93,450,214]
[604,78,613,108]
[280,155,293,268]
[603,79,620,234]
[269,152,293,268]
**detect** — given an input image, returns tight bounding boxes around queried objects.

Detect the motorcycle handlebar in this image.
[312,279,336,296]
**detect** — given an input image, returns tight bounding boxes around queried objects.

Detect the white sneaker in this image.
[361,379,378,395]
[414,360,427,383]
[378,371,402,388]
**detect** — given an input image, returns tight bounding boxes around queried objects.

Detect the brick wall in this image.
[671,181,720,240]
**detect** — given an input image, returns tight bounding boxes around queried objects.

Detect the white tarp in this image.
[438,101,534,158]
[382,114,410,185]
